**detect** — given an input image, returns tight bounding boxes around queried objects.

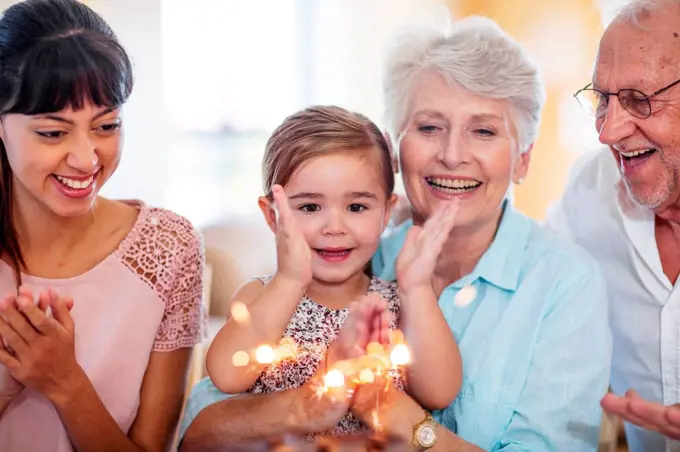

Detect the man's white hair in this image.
[613,0,680,29]
[382,15,545,154]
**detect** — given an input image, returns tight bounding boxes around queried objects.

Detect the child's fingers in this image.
[366,292,387,312]
[364,293,389,345]
[370,313,382,344]
[355,295,384,351]
[272,185,292,232]
[379,310,391,345]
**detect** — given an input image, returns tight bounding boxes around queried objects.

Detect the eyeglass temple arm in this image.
[650,77,680,98]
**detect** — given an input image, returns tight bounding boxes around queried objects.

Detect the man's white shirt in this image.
[546,147,680,452]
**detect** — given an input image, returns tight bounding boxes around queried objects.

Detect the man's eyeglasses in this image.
[574,77,680,119]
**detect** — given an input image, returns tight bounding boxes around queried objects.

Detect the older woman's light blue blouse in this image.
[372,202,612,451]
[178,203,612,451]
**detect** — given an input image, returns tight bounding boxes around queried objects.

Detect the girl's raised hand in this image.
[272,184,313,288]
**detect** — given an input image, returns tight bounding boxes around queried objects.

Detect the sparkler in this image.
[228,297,414,432]
[230,301,251,324]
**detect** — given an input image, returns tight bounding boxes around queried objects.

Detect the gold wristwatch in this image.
[412,412,437,449]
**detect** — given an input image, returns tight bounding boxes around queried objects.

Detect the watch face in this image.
[417,425,436,447]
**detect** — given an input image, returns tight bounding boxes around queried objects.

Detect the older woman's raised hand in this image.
[271,184,313,289]
[395,200,461,297]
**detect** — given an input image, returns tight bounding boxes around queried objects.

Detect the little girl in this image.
[207,105,462,436]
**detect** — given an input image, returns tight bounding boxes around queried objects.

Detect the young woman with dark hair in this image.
[0,1,206,450]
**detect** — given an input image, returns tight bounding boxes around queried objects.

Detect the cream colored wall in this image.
[444,0,606,220]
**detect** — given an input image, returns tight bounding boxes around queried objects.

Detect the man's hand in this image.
[602,390,680,439]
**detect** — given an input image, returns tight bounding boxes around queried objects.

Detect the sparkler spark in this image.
[389,344,411,366]
[232,350,250,367]
[366,342,384,356]
[255,329,412,400]
[359,368,375,384]
[323,369,345,388]
[275,337,298,361]
[230,301,251,324]
[255,345,275,364]
[317,329,412,393]
[389,330,405,345]
[372,410,382,431]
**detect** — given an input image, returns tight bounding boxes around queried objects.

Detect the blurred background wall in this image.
[0,0,623,226]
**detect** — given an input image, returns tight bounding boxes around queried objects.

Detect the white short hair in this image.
[382,15,545,154]
[613,0,680,28]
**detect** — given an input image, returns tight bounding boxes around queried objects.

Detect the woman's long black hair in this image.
[0,0,133,283]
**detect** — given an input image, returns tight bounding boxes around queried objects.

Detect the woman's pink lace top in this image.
[0,201,207,452]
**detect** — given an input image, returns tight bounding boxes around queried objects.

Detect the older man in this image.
[546,0,680,450]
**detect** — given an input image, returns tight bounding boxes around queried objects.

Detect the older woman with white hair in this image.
[177,16,612,452]
[365,15,612,451]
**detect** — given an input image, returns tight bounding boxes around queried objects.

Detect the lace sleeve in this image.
[155,229,208,351]
[154,218,208,351]
[117,206,208,351]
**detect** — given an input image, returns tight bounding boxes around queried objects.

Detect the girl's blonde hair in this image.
[262,105,394,198]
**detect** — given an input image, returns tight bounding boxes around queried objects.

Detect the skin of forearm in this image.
[53,371,147,452]
[400,287,463,410]
[179,390,305,452]
[0,394,16,419]
[206,276,306,393]
[431,425,485,452]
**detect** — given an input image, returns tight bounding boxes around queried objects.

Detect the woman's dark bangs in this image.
[8,33,133,115]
